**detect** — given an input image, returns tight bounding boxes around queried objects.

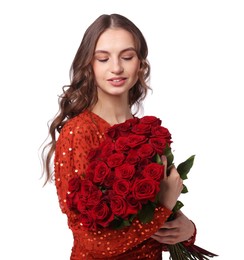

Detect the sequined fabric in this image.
[54,110,172,259]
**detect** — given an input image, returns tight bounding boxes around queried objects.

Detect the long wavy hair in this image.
[41,13,151,184]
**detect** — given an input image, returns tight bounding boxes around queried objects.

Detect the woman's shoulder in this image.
[60,110,94,136]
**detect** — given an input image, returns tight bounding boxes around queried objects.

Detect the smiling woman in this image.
[92,28,141,121]
[41,13,196,259]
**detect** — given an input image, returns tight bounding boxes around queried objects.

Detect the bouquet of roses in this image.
[66,115,217,259]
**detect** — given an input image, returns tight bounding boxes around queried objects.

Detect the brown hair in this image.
[41,13,151,184]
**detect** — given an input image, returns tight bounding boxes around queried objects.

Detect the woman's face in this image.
[92,28,140,100]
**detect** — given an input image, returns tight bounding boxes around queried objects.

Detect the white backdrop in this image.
[0,1,243,259]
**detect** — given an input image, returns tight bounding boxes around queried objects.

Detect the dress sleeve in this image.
[54,121,172,258]
[54,121,92,215]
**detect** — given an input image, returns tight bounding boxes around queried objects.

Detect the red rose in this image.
[103,171,116,188]
[116,120,132,136]
[115,163,135,180]
[125,117,140,127]
[126,194,142,215]
[86,187,103,207]
[140,116,161,126]
[112,179,130,196]
[137,158,151,172]
[78,180,103,208]
[127,134,147,148]
[100,140,115,158]
[151,125,172,141]
[68,177,81,192]
[86,161,98,181]
[114,136,130,152]
[79,180,98,203]
[106,124,119,139]
[87,147,101,161]
[107,152,125,168]
[132,178,160,203]
[142,163,164,182]
[78,209,96,230]
[91,201,114,228]
[150,137,168,155]
[76,196,86,212]
[137,143,155,159]
[66,192,80,211]
[93,161,110,184]
[110,195,128,218]
[132,123,151,135]
[125,149,141,165]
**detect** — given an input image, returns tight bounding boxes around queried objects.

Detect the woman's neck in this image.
[91,98,133,125]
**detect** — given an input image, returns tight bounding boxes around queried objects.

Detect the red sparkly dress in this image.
[54,111,179,259]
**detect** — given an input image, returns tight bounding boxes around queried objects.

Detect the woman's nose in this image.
[110,59,124,74]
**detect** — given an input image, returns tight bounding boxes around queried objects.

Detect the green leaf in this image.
[177,155,195,180]
[138,201,156,224]
[164,145,174,167]
[167,200,184,222]
[109,218,124,229]
[154,193,160,204]
[110,217,134,230]
[172,200,184,214]
[155,153,163,164]
[122,219,131,227]
[181,184,188,194]
[129,214,136,222]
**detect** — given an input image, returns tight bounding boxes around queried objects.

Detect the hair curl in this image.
[41,13,151,184]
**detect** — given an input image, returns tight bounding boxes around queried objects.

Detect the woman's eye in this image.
[122,56,133,61]
[97,58,109,63]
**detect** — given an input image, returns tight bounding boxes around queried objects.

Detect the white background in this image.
[0,1,243,259]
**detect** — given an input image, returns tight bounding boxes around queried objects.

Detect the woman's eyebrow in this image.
[94,47,137,55]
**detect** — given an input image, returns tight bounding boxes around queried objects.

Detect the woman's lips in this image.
[108,77,127,87]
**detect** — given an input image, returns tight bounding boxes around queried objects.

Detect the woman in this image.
[42,13,196,259]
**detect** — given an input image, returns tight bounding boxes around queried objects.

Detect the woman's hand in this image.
[151,211,195,244]
[158,156,183,210]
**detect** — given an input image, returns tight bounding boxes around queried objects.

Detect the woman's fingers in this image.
[169,167,183,188]
[159,156,183,210]
[161,155,167,178]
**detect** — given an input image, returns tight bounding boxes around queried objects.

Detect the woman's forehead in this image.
[95,28,136,52]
